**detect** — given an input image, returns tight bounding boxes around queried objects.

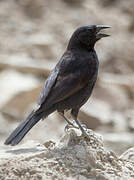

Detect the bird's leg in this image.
[59,111,78,129]
[71,109,89,137]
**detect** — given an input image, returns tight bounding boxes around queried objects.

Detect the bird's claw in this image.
[64,121,79,133]
[64,124,71,133]
[71,120,79,129]
[81,130,91,139]
[81,123,87,129]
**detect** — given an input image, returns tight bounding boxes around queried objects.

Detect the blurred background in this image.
[0,0,134,155]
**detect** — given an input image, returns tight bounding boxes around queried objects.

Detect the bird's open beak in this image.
[96,25,111,39]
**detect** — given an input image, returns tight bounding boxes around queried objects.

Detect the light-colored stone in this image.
[0,129,134,180]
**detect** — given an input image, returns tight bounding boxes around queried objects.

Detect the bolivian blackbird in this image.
[5,25,110,145]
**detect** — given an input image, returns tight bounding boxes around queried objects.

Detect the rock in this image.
[0,128,134,180]
[95,76,131,111]
[63,0,83,6]
[103,132,134,155]
[79,110,101,130]
[1,87,42,120]
[0,55,52,77]
[0,70,40,108]
[17,0,46,19]
[27,33,55,60]
[81,98,112,127]
[120,147,134,161]
[125,110,134,132]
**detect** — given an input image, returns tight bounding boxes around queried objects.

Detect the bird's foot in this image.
[81,123,87,129]
[71,120,79,129]
[81,130,91,139]
[75,123,92,139]
[59,112,79,131]
[64,120,79,133]
[81,127,94,139]
[64,124,72,133]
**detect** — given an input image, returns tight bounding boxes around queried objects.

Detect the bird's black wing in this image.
[37,51,72,107]
[37,51,91,109]
[37,66,59,106]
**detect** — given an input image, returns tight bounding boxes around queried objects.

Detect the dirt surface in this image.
[0,128,134,180]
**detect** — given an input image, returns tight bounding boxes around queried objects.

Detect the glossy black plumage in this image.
[5,25,110,145]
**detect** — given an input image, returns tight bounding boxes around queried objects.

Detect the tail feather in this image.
[4,111,43,146]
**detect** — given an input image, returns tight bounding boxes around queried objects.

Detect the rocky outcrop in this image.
[0,128,134,180]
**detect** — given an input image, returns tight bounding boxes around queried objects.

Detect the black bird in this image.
[5,25,110,146]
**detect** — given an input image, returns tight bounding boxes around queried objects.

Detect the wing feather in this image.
[37,67,59,106]
[37,50,91,109]
[44,72,89,107]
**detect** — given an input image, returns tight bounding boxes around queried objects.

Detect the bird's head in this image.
[68,25,110,50]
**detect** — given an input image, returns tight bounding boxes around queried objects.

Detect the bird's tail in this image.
[4,110,44,146]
